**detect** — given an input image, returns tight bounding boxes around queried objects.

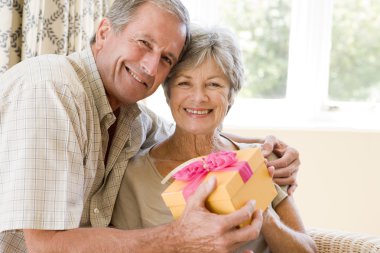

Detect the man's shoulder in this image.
[2,52,87,93]
[4,51,86,81]
[30,53,84,83]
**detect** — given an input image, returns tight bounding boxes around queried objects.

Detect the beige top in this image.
[0,48,172,253]
[112,142,288,253]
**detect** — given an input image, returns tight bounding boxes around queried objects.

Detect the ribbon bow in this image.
[172,151,253,200]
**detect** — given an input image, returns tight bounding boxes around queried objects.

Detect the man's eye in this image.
[139,40,150,48]
[162,56,173,66]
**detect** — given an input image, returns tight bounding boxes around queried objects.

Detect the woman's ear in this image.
[227,97,234,115]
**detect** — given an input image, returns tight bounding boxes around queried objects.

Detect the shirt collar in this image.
[77,48,143,125]
[79,47,114,122]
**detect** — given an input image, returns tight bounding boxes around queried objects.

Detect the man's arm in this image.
[24,177,263,253]
[222,133,300,195]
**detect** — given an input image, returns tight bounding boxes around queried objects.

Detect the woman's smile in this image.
[184,108,212,116]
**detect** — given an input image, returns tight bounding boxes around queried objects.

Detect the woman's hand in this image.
[266,164,275,179]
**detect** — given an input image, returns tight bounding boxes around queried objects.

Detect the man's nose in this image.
[141,52,160,77]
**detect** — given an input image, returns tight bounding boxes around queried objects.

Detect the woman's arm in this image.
[261,196,317,253]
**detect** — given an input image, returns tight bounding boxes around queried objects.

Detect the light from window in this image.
[220,0,291,99]
[329,0,380,103]
[182,0,291,99]
[145,0,380,130]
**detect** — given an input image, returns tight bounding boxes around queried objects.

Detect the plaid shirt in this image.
[0,48,171,252]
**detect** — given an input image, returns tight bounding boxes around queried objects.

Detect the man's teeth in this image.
[185,109,210,115]
[127,68,143,83]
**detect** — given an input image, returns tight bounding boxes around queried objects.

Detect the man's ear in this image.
[94,18,112,50]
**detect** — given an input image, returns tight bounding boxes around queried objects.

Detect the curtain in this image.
[0,0,112,74]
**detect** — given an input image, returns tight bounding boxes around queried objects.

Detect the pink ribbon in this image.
[173,151,253,200]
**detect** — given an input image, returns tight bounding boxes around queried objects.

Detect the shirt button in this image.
[93,208,99,214]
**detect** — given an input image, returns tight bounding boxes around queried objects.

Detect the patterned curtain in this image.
[0,0,113,74]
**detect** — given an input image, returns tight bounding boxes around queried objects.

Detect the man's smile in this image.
[125,66,148,87]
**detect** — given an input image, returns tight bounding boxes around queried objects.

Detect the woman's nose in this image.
[192,86,209,102]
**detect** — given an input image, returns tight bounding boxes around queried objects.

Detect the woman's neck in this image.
[151,128,237,162]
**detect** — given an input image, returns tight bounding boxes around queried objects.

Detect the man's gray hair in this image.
[90,0,190,58]
[163,24,244,106]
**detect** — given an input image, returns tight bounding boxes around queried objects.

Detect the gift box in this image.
[161,148,278,222]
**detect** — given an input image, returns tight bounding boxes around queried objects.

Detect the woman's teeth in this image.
[185,108,210,115]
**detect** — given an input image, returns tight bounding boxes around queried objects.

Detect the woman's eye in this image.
[177,82,189,87]
[209,82,222,88]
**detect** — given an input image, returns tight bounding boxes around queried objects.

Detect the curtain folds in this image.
[0,0,112,74]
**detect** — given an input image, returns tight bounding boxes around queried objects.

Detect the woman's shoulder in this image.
[219,134,262,150]
[125,148,153,176]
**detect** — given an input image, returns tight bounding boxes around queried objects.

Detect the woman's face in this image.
[168,58,231,135]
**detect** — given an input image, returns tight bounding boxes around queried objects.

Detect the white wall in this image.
[226,127,380,236]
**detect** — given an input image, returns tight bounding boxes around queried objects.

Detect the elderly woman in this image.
[112,25,316,253]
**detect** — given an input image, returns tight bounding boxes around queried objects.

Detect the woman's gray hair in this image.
[91,0,190,58]
[163,24,244,106]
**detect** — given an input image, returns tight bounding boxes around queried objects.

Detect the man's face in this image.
[93,2,186,109]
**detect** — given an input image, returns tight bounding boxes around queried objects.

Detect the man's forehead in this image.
[133,29,184,61]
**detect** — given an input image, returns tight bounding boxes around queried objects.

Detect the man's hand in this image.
[173,176,263,253]
[261,135,300,195]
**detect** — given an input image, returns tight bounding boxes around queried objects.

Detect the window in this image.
[218,0,291,99]
[329,0,380,103]
[145,0,380,130]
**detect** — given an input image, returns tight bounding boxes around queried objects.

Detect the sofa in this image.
[308,228,380,253]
